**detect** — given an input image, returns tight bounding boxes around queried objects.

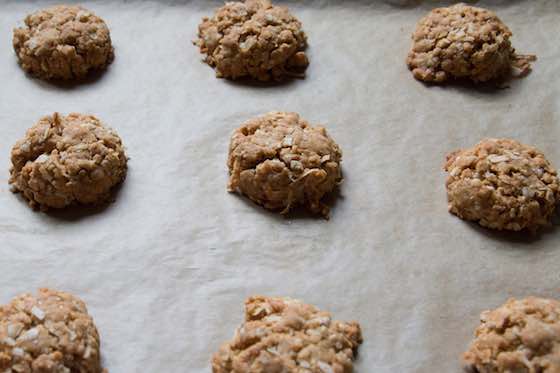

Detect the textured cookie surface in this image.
[212,296,362,373]
[195,0,308,81]
[13,5,114,80]
[406,3,533,83]
[444,138,560,231]
[228,112,342,216]
[10,113,127,210]
[0,288,104,373]
[463,297,560,373]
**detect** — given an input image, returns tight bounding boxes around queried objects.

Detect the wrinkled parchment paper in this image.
[1,0,559,371]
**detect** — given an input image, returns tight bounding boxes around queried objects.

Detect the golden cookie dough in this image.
[407,3,535,83]
[0,288,104,373]
[195,0,309,81]
[227,112,342,217]
[463,297,560,373]
[444,138,560,231]
[13,5,114,81]
[212,296,363,373]
[9,113,128,210]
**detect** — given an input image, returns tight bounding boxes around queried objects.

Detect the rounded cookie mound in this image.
[407,3,534,83]
[10,113,128,210]
[212,296,363,373]
[13,5,114,81]
[227,112,342,216]
[0,288,104,373]
[444,138,560,231]
[463,297,560,373]
[195,0,308,81]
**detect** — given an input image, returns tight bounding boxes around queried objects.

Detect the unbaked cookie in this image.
[9,113,128,210]
[444,138,560,231]
[195,0,309,81]
[13,5,114,81]
[212,296,363,373]
[463,297,560,373]
[0,288,104,373]
[227,112,342,217]
[407,4,535,83]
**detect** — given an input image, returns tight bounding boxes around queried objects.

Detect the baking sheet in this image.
[1,0,559,371]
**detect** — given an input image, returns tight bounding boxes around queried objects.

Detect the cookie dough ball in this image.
[227,112,342,216]
[9,113,128,210]
[0,288,104,373]
[13,5,114,81]
[195,0,309,81]
[463,297,560,373]
[444,138,560,231]
[212,296,363,373]
[407,4,534,83]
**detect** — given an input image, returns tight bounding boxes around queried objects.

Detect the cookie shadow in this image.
[28,67,110,91]
[231,187,343,221]
[43,182,125,222]
[419,78,513,95]
[416,69,533,96]
[45,202,111,221]
[462,216,558,245]
[221,75,301,89]
[380,0,423,9]
[286,187,343,221]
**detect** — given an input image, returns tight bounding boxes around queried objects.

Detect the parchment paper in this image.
[0,0,559,371]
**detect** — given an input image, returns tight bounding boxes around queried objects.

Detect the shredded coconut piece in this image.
[20,328,38,341]
[317,361,334,373]
[31,306,45,320]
